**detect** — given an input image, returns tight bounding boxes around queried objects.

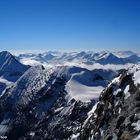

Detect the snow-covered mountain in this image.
[95,53,126,64]
[0,51,29,79]
[0,50,140,140]
[0,51,29,94]
[0,55,121,139]
[126,54,140,64]
[113,50,137,58]
[17,51,140,66]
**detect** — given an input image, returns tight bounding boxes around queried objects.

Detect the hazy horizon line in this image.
[0,49,139,55]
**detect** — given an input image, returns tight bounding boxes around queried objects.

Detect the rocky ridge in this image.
[79,64,140,140]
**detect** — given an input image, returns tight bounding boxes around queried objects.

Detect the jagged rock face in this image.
[80,66,140,140]
[21,100,94,140]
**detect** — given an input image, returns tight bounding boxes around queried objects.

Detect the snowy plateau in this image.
[0,51,140,140]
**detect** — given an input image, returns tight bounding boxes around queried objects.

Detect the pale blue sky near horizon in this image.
[0,0,140,53]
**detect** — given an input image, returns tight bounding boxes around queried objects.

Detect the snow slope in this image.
[66,79,103,102]
[2,65,54,108]
[64,67,105,102]
[55,66,118,102]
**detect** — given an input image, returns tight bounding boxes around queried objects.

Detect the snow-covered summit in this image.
[113,50,136,58]
[0,51,29,76]
[0,51,29,94]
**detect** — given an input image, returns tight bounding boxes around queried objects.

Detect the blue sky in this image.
[0,0,140,53]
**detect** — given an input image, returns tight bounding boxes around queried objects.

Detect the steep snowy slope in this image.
[1,66,53,108]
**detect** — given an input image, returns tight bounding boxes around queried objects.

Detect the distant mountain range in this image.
[17,51,140,66]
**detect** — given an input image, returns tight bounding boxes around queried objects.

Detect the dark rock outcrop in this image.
[80,69,140,140]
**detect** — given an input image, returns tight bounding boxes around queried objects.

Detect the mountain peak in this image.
[0,51,11,55]
[104,52,118,59]
[0,51,29,78]
[126,54,140,63]
[0,51,16,59]
[127,54,140,58]
[0,51,13,58]
[0,51,14,67]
